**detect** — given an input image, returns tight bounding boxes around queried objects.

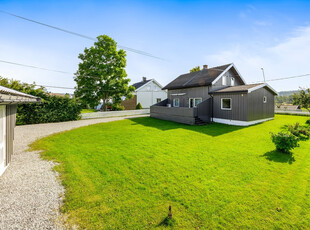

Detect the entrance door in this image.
[0,105,6,175]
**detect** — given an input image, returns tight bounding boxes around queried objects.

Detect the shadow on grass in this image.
[128,117,247,137]
[261,150,295,164]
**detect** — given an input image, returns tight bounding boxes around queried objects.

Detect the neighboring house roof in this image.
[0,85,41,104]
[132,80,152,91]
[132,78,165,92]
[162,63,245,90]
[210,83,278,95]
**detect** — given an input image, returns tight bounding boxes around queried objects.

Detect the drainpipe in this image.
[211,95,214,122]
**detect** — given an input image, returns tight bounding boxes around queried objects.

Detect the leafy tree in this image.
[74,35,134,111]
[293,88,310,112]
[190,66,201,73]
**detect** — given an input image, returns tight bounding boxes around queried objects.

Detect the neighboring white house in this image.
[131,77,167,109]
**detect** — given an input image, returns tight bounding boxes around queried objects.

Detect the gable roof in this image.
[0,85,41,104]
[162,63,245,90]
[132,79,152,91]
[210,83,278,95]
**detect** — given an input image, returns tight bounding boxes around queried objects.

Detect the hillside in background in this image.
[278,90,299,96]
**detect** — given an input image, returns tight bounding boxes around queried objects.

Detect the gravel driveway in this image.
[0,115,147,229]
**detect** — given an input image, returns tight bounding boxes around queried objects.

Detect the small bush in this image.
[288,123,310,140]
[270,132,299,153]
[111,104,125,111]
[306,119,310,125]
[136,103,143,110]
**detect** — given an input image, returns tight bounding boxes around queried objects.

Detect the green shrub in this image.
[136,103,143,110]
[111,104,125,111]
[270,132,299,153]
[17,95,82,125]
[306,119,310,125]
[287,123,310,140]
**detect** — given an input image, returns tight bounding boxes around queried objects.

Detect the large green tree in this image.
[74,35,134,111]
[293,88,310,112]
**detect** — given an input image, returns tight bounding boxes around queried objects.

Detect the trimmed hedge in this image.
[17,95,82,125]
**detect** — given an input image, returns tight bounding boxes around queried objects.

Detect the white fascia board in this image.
[213,117,274,126]
[231,63,246,85]
[211,63,246,85]
[135,79,165,92]
[211,63,233,85]
[248,83,278,95]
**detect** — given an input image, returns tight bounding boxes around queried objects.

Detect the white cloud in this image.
[204,26,310,91]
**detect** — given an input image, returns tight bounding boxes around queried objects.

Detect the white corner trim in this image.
[248,83,278,95]
[0,163,9,177]
[213,117,274,126]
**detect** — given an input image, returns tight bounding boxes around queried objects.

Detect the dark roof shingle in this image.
[163,64,232,90]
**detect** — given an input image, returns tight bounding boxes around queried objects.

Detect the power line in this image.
[0,59,72,74]
[251,73,310,83]
[0,10,164,60]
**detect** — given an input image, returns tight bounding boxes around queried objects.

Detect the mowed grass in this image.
[81,109,98,114]
[30,115,310,229]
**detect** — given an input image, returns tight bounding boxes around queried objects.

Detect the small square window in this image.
[263,96,267,103]
[221,98,231,110]
[156,98,161,103]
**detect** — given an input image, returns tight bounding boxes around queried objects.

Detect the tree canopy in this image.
[190,66,201,73]
[74,35,134,110]
[293,88,310,112]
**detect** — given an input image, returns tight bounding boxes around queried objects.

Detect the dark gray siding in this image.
[168,86,210,107]
[150,106,195,125]
[5,104,16,166]
[212,93,248,121]
[211,69,244,91]
[197,98,212,122]
[247,87,275,121]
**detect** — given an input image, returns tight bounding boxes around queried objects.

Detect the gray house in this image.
[0,86,40,176]
[150,63,277,126]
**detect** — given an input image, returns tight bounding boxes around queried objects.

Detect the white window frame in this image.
[263,96,267,103]
[173,98,180,107]
[222,76,227,85]
[188,98,202,108]
[194,98,202,107]
[231,77,235,86]
[221,98,232,110]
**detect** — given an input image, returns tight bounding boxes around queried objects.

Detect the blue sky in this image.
[0,0,310,93]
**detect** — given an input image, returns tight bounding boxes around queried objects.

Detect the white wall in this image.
[136,81,167,108]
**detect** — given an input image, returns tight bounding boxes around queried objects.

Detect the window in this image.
[156,98,161,103]
[231,77,235,86]
[194,98,202,106]
[263,96,267,103]
[222,76,227,85]
[173,98,180,107]
[189,98,202,108]
[189,98,194,108]
[221,98,232,110]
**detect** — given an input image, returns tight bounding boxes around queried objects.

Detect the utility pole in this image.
[261,67,266,82]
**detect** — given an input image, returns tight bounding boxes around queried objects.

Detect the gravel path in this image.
[0,115,147,229]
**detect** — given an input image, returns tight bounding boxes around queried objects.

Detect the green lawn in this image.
[81,109,98,113]
[30,115,310,229]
